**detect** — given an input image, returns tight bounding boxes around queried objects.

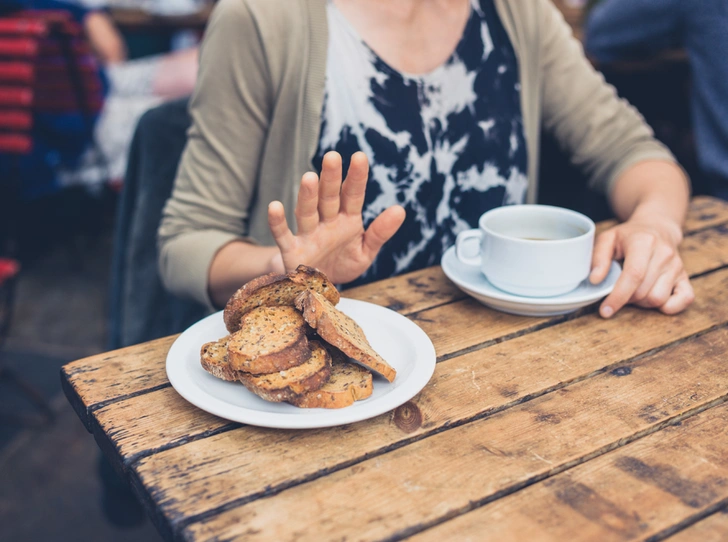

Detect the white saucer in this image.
[441,246,622,317]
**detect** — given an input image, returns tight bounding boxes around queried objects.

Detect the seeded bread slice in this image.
[289,350,373,409]
[295,290,397,382]
[238,340,332,403]
[223,265,340,333]
[200,335,237,381]
[227,306,311,374]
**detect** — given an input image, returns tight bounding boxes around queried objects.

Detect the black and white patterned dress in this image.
[314,0,528,285]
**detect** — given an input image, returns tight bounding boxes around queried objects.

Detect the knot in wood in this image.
[393,401,422,433]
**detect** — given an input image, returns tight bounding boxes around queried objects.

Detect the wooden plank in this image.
[101,268,728,468]
[415,224,728,360]
[60,198,728,426]
[60,335,177,429]
[182,327,728,542]
[682,196,728,232]
[667,510,728,542]
[128,270,728,537]
[67,217,728,431]
[409,403,728,542]
[679,224,728,276]
[343,265,464,313]
[91,387,235,466]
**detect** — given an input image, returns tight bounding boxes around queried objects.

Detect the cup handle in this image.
[455,229,483,267]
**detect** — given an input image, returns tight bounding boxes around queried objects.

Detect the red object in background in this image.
[0,62,34,83]
[0,110,32,130]
[0,18,48,37]
[0,37,39,57]
[0,86,33,106]
[0,133,32,153]
[0,259,20,287]
[0,9,105,157]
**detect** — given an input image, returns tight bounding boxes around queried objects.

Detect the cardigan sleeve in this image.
[537,0,680,197]
[157,0,272,309]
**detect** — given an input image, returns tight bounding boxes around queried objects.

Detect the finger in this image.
[268,201,295,252]
[318,152,343,222]
[590,230,616,284]
[631,244,678,303]
[660,272,695,315]
[634,259,683,309]
[362,205,406,260]
[341,151,370,216]
[295,172,320,235]
[599,236,653,318]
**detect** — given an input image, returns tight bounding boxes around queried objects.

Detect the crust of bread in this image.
[227,306,311,374]
[223,265,340,333]
[200,335,237,381]
[238,340,332,402]
[288,264,340,305]
[289,349,373,408]
[295,290,397,382]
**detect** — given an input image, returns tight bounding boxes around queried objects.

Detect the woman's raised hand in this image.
[267,151,406,283]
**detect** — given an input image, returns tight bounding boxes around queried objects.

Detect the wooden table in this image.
[62,196,728,542]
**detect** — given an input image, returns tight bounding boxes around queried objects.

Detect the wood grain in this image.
[679,224,728,276]
[63,214,728,432]
[92,387,235,465]
[682,196,728,232]
[60,198,728,422]
[106,266,728,465]
[129,269,728,535]
[61,335,177,428]
[343,265,464,313]
[409,403,728,542]
[667,509,728,542]
[182,328,728,541]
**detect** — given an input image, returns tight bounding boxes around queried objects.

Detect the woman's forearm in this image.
[609,160,690,240]
[208,242,283,308]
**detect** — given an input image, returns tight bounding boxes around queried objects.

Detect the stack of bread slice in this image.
[200,265,396,409]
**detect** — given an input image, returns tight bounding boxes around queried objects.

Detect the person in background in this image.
[159,0,695,321]
[585,0,728,200]
[24,0,199,187]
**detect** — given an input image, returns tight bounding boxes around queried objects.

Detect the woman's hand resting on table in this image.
[266,151,406,283]
[589,212,694,318]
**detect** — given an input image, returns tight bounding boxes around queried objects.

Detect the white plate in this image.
[441,246,621,317]
[166,298,436,429]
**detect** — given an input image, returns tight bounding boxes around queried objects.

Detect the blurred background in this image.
[0,0,717,540]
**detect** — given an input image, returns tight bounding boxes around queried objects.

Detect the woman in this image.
[159,0,693,319]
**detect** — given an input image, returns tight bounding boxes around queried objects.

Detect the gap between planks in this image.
[62,209,728,426]
[150,326,728,539]
[178,329,728,542]
[106,265,728,476]
[405,402,728,542]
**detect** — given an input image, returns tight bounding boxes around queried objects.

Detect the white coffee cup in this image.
[455,205,596,297]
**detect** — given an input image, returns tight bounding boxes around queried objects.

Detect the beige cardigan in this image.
[158,0,675,308]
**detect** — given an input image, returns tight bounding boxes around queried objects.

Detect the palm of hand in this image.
[268,151,406,284]
[280,212,377,284]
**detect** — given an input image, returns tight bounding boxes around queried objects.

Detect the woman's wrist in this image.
[627,201,684,247]
[208,242,283,308]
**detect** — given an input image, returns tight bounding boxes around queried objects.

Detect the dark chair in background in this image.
[108,96,206,352]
